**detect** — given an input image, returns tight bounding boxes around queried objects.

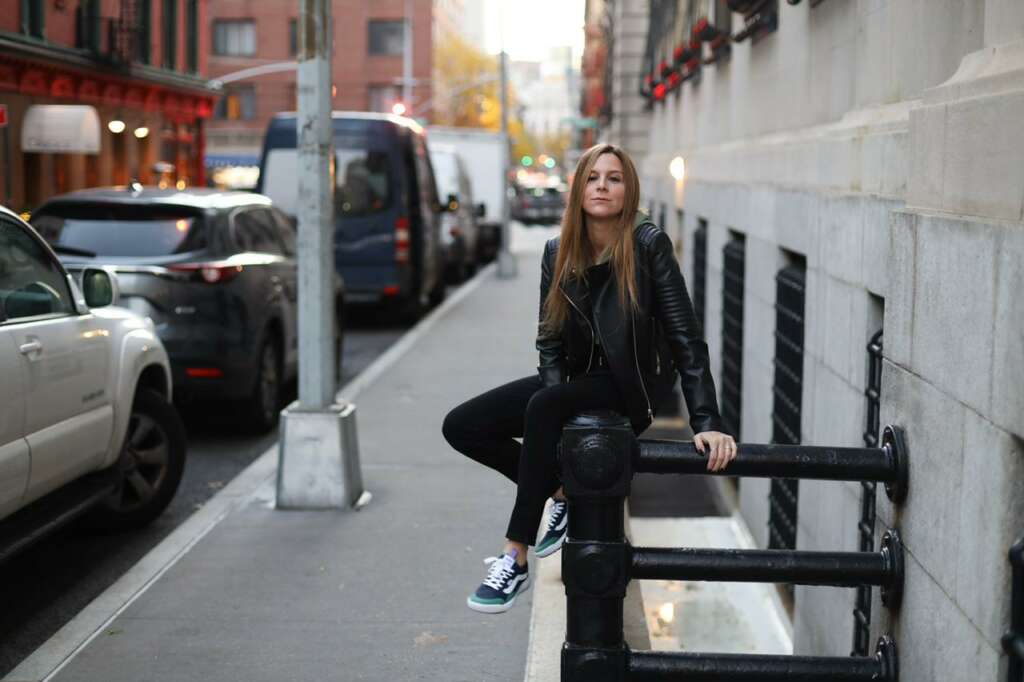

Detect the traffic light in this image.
[521,155,534,167]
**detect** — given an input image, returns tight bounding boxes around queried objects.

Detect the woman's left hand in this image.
[693,431,738,472]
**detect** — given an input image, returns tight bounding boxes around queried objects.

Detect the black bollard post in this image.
[559,411,636,682]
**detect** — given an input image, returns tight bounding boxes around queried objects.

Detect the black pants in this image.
[442,371,627,546]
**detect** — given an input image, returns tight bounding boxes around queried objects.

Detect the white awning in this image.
[21,105,101,154]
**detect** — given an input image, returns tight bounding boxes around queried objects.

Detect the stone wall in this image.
[634,1,1024,678]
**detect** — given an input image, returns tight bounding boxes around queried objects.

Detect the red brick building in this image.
[0,0,216,212]
[205,0,433,170]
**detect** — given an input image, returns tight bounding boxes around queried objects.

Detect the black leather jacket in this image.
[536,217,724,435]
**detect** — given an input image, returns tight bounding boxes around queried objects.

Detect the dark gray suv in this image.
[30,188,346,432]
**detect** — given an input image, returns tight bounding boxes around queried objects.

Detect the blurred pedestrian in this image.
[442,143,736,614]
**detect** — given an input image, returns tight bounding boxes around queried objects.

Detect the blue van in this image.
[257,112,445,317]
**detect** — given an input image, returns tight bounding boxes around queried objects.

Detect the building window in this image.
[691,218,708,332]
[768,253,806,600]
[289,19,298,56]
[77,0,100,51]
[186,0,199,72]
[368,20,405,56]
[163,0,178,69]
[137,0,151,63]
[21,0,45,39]
[215,86,257,120]
[214,19,256,56]
[368,84,400,113]
[721,233,746,440]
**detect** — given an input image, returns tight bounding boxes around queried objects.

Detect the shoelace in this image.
[546,500,567,531]
[481,556,517,591]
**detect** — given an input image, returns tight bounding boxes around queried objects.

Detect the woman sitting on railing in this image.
[442,143,737,614]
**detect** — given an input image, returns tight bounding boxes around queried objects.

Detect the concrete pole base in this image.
[497,250,518,278]
[276,401,368,509]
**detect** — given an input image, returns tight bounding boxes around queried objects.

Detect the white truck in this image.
[425,126,508,262]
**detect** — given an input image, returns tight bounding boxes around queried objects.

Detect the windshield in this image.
[31,204,207,257]
[262,147,393,218]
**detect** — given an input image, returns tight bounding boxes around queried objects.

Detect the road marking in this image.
[3,262,498,682]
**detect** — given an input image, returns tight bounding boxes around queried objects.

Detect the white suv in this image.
[0,206,185,560]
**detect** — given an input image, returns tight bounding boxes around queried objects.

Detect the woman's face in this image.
[582,153,626,221]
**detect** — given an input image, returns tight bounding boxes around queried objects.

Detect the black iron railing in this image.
[852,329,884,656]
[559,411,907,682]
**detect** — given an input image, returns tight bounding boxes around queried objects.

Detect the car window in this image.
[233,208,283,255]
[31,203,207,257]
[269,208,296,256]
[0,218,75,322]
[335,148,391,216]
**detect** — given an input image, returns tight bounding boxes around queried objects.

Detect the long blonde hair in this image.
[541,144,641,333]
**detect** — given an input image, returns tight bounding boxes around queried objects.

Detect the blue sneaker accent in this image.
[467,552,530,613]
[535,499,568,558]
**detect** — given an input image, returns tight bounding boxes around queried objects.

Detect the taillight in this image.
[186,367,224,378]
[168,262,243,283]
[395,216,410,263]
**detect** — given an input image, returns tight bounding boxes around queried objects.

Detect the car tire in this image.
[428,276,446,308]
[90,389,187,531]
[334,305,345,381]
[247,334,282,433]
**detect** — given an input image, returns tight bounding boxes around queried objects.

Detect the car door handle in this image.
[19,340,43,356]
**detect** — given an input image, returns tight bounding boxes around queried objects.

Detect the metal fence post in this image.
[559,411,637,682]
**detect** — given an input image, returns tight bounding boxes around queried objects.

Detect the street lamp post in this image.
[277,0,367,510]
[497,48,517,278]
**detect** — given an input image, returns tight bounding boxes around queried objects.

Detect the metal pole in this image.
[277,0,367,510]
[3,125,11,207]
[296,0,334,408]
[403,0,412,109]
[496,19,516,277]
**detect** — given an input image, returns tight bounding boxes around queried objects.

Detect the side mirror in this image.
[475,203,486,218]
[445,193,460,212]
[81,267,119,308]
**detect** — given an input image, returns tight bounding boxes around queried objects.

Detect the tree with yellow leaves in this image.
[431,28,536,163]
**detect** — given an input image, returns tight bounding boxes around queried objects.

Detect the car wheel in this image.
[428,276,446,308]
[334,305,345,381]
[247,334,281,433]
[91,389,186,531]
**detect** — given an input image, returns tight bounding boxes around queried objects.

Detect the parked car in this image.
[258,112,445,318]
[0,206,185,562]
[426,126,506,263]
[511,184,566,225]
[30,188,345,432]
[428,143,484,282]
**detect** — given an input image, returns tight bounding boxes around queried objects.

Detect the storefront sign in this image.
[21,104,100,153]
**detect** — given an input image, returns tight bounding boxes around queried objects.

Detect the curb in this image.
[3,262,498,682]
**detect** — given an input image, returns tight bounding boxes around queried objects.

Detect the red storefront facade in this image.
[0,0,216,213]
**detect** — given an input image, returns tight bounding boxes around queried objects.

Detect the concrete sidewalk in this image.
[17,252,550,682]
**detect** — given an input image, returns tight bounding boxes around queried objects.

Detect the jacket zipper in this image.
[560,287,594,374]
[632,314,653,419]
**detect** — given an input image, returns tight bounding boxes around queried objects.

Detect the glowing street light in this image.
[108,119,126,134]
[669,156,686,181]
[391,102,407,116]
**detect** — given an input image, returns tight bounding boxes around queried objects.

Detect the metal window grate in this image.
[852,329,883,656]
[1006,537,1024,682]
[721,235,745,440]
[769,262,805,567]
[692,219,708,332]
